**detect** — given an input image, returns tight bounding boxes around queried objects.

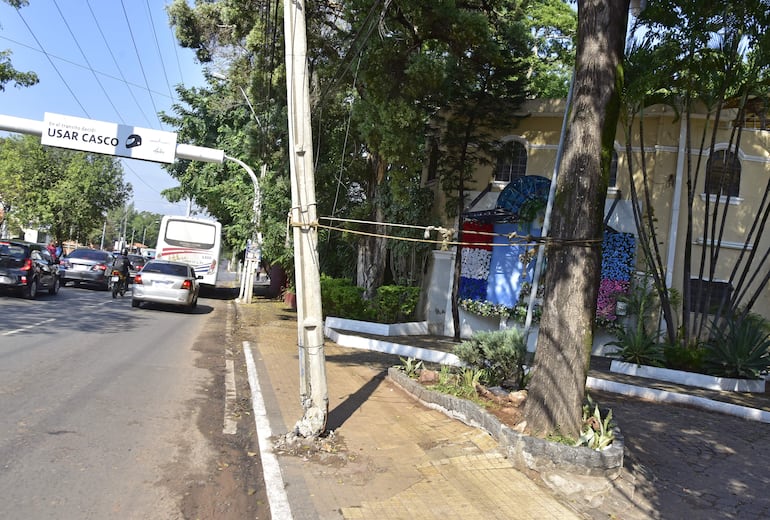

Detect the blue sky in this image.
[0,0,208,216]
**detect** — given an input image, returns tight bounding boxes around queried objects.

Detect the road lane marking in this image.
[3,318,55,336]
[243,341,293,520]
[223,358,238,435]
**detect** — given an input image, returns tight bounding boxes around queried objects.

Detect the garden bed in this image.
[609,360,766,393]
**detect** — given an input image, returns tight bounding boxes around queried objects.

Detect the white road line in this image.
[3,318,55,336]
[243,341,293,520]
[223,359,238,435]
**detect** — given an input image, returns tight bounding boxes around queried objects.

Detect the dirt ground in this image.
[167,294,269,520]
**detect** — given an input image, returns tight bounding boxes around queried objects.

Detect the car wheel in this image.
[48,277,60,295]
[23,278,37,299]
[131,299,140,308]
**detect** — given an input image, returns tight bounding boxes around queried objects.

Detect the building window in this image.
[705,150,740,198]
[687,278,733,315]
[608,149,618,188]
[494,140,527,183]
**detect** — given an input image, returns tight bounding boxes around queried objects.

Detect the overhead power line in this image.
[14,9,91,118]
[53,0,126,124]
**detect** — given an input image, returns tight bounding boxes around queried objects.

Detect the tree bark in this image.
[356,156,388,299]
[523,0,630,438]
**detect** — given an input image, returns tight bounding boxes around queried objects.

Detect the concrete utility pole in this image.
[284,0,328,437]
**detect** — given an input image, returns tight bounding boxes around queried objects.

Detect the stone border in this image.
[388,367,624,480]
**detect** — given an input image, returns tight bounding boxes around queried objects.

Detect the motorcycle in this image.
[111,270,127,298]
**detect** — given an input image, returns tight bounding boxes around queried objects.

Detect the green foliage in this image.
[608,277,665,367]
[663,342,706,373]
[0,135,130,242]
[398,357,424,379]
[453,329,527,389]
[575,395,616,451]
[320,276,420,323]
[608,327,665,367]
[459,298,514,319]
[320,276,371,321]
[373,285,420,323]
[703,313,770,379]
[0,48,38,92]
[429,366,486,402]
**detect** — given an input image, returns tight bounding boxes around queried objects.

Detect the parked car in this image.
[127,254,146,281]
[60,248,113,290]
[0,240,61,298]
[131,259,201,311]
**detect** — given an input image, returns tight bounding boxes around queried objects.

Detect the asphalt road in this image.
[0,283,261,519]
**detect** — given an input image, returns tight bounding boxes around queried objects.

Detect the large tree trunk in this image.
[523,0,630,438]
[356,156,388,299]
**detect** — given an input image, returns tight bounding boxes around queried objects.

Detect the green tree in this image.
[523,0,631,438]
[0,1,38,92]
[0,135,131,242]
[621,1,770,347]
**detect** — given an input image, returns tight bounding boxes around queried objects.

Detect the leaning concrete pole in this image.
[284,0,328,436]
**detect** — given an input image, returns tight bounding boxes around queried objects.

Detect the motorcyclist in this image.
[112,249,134,288]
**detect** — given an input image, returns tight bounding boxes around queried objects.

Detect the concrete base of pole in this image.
[293,406,327,438]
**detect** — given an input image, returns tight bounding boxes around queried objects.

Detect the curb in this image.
[387,367,624,480]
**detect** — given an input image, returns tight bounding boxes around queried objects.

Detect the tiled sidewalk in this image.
[239,299,583,520]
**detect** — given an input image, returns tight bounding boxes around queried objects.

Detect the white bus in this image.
[155,216,222,286]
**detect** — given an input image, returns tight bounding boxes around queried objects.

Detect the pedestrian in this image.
[47,242,57,262]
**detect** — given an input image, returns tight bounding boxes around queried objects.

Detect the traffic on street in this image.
[0,284,266,519]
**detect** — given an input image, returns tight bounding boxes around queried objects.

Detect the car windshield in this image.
[142,263,189,277]
[69,249,111,262]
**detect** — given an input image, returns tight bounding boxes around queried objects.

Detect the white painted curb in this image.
[587,376,770,424]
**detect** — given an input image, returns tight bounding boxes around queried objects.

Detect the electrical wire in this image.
[85,1,156,128]
[144,0,176,100]
[53,0,126,124]
[120,0,165,129]
[14,9,90,118]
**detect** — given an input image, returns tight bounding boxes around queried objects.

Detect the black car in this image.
[0,240,61,298]
[60,248,113,290]
[127,254,146,281]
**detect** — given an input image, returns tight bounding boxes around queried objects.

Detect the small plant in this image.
[663,341,706,372]
[608,276,665,366]
[398,356,424,378]
[453,328,527,389]
[428,366,486,402]
[575,395,616,451]
[703,313,770,379]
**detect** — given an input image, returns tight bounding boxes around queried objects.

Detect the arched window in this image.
[608,149,618,188]
[705,150,741,198]
[494,140,527,183]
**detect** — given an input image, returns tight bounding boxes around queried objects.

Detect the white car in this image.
[131,259,201,311]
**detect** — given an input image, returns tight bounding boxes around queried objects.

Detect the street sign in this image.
[41,112,178,164]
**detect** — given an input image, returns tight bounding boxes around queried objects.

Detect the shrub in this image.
[608,275,665,366]
[319,276,372,321]
[703,313,770,379]
[453,328,527,389]
[608,326,665,367]
[373,285,420,323]
[320,276,420,323]
[663,342,706,372]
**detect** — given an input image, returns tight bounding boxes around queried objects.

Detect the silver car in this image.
[131,260,201,311]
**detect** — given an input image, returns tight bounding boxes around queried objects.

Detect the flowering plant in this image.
[459,298,515,319]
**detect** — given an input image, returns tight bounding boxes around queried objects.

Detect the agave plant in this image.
[575,395,616,451]
[704,313,770,379]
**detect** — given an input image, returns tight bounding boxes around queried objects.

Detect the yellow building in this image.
[422,98,770,332]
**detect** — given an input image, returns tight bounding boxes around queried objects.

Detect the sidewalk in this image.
[235,299,584,519]
[235,299,770,519]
